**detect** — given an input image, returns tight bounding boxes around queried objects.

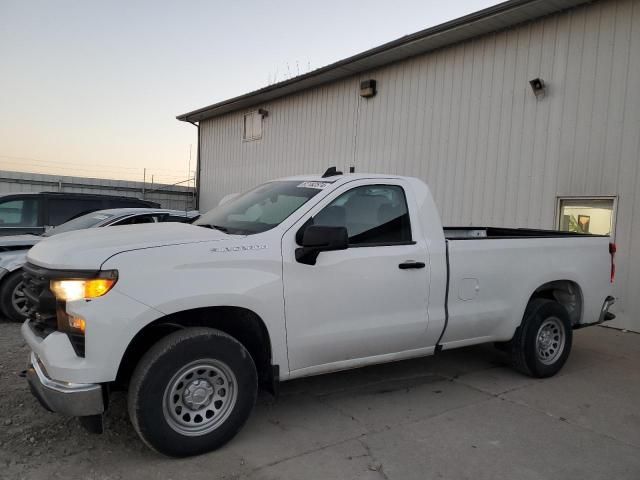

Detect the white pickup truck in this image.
[21,171,616,457]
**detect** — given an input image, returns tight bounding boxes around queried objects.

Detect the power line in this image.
[0,155,189,175]
[0,160,189,177]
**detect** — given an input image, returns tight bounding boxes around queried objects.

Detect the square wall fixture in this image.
[243,111,263,141]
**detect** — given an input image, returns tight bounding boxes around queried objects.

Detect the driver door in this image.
[282,179,431,373]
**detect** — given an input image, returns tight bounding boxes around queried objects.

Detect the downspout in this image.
[188,121,201,210]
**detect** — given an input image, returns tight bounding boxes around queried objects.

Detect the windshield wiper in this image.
[201,224,230,233]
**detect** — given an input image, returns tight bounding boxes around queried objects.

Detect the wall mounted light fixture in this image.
[360,79,377,98]
[529,78,546,98]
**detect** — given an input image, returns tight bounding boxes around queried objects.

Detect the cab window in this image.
[313,185,412,246]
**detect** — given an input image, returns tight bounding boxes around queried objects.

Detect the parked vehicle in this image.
[0,208,198,321]
[0,192,159,236]
[21,170,615,457]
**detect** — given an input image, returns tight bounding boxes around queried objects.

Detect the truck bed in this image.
[444,227,607,240]
[440,226,612,347]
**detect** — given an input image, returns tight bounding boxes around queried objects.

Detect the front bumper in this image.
[26,352,105,417]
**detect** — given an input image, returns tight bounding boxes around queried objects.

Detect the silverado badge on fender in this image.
[211,245,267,253]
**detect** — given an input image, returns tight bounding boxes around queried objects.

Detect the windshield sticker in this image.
[298,181,329,190]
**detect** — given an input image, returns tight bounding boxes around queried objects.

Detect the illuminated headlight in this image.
[50,271,118,301]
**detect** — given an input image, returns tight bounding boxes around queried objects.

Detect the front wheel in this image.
[0,270,29,322]
[510,299,572,378]
[128,327,258,457]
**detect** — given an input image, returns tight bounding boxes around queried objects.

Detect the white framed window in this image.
[556,196,617,237]
[243,111,263,141]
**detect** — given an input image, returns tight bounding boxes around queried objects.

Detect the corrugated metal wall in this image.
[199,0,640,331]
[0,170,196,211]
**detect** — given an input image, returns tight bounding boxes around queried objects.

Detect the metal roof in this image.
[177,0,592,123]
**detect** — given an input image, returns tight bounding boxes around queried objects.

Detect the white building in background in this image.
[178,0,640,332]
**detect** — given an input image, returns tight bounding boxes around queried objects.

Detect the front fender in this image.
[0,250,28,273]
[101,240,288,374]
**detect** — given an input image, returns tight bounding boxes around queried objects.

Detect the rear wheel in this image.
[510,299,572,378]
[0,270,29,322]
[128,327,258,457]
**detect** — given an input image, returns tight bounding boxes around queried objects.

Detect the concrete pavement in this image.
[1,324,638,479]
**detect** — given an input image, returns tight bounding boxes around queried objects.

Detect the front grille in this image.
[23,262,86,357]
[23,263,57,336]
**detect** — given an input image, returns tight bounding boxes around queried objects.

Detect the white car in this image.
[0,208,198,321]
[21,171,615,457]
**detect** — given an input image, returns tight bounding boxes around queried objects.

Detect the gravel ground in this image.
[1,320,639,480]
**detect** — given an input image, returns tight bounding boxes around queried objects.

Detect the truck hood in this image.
[0,234,42,248]
[27,223,230,270]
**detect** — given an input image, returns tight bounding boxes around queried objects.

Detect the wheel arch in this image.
[115,306,276,393]
[527,279,583,326]
[0,263,26,291]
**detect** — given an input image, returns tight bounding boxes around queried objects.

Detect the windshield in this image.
[195,180,327,234]
[44,212,115,237]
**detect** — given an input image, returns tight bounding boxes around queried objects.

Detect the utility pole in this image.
[188,144,193,210]
[142,168,146,199]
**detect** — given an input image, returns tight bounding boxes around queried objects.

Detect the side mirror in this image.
[295,225,348,265]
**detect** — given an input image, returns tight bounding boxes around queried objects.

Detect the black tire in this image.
[128,327,258,457]
[0,270,28,322]
[510,298,573,378]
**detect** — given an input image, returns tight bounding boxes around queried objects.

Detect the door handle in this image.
[398,261,426,270]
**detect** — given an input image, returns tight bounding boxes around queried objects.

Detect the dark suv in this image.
[0,192,159,236]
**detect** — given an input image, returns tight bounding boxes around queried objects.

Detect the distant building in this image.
[178,0,640,332]
[0,170,195,211]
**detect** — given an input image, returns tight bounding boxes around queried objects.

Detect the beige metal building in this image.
[178,0,640,332]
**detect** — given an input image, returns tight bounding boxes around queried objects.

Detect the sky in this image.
[0,0,501,185]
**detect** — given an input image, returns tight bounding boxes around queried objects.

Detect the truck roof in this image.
[277,172,414,184]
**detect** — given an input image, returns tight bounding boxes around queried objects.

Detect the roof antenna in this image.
[321,166,343,178]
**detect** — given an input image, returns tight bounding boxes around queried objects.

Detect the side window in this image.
[313,185,412,246]
[47,198,104,226]
[557,197,616,236]
[112,214,160,226]
[0,198,39,227]
[164,215,190,223]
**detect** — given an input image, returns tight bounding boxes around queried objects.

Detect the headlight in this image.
[50,272,118,301]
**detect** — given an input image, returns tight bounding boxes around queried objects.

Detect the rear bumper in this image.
[26,352,105,417]
[574,296,616,330]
